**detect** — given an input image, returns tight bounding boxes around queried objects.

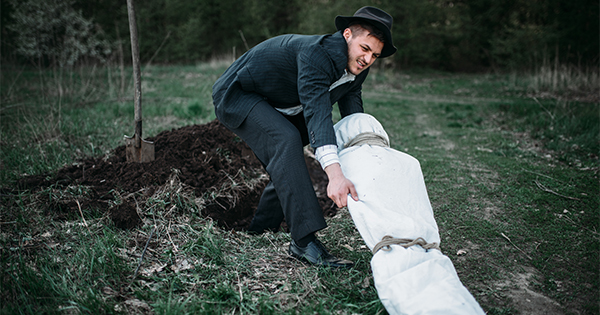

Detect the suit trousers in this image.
[228,99,327,241]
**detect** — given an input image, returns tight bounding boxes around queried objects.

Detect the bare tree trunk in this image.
[115,21,126,99]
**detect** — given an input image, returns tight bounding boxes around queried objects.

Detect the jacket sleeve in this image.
[337,70,367,118]
[297,47,338,148]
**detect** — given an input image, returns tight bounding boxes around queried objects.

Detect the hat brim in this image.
[335,16,397,58]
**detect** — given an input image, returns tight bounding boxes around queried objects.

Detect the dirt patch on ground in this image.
[15,120,337,230]
[495,268,566,315]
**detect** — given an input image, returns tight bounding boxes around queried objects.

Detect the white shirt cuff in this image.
[315,145,339,170]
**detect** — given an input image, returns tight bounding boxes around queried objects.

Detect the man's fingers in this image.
[332,193,345,208]
[326,177,357,208]
[337,196,346,208]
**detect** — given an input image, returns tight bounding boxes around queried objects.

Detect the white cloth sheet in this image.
[333,113,485,315]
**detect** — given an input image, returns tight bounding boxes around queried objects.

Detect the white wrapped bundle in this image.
[334,113,485,315]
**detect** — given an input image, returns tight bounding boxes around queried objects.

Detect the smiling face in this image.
[343,27,384,76]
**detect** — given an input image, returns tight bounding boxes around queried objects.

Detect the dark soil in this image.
[15,120,337,230]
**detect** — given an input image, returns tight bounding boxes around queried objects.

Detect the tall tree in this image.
[7,0,112,67]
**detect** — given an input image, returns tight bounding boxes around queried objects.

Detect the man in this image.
[212,6,396,268]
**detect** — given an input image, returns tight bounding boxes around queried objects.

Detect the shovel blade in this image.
[124,135,155,163]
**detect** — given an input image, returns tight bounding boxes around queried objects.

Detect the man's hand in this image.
[324,163,358,208]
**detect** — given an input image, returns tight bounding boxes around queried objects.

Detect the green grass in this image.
[1,63,598,314]
[362,71,598,313]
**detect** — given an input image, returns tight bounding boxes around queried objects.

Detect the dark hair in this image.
[348,21,386,44]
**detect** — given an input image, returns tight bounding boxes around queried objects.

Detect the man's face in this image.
[343,28,384,76]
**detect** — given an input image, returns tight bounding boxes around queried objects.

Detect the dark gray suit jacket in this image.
[212,31,368,148]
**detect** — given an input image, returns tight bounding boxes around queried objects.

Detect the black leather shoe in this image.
[289,239,354,268]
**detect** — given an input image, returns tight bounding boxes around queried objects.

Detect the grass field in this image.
[1,62,598,314]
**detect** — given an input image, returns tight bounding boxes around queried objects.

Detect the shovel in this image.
[124,0,155,163]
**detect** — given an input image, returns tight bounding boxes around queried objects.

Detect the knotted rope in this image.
[344,132,389,148]
[372,235,440,254]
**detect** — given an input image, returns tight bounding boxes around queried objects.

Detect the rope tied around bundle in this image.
[372,235,440,254]
[344,132,389,148]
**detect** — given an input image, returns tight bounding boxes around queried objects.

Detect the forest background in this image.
[2,0,598,72]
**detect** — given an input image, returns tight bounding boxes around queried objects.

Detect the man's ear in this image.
[343,28,352,42]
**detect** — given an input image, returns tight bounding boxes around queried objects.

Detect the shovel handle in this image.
[127,0,142,147]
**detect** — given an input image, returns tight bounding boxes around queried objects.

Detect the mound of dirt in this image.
[15,120,337,230]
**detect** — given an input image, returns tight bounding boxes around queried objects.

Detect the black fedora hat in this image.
[335,6,397,58]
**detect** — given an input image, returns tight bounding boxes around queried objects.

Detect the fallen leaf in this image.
[361,276,372,288]
[101,286,117,296]
[124,299,152,311]
[141,262,166,276]
[170,258,194,273]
